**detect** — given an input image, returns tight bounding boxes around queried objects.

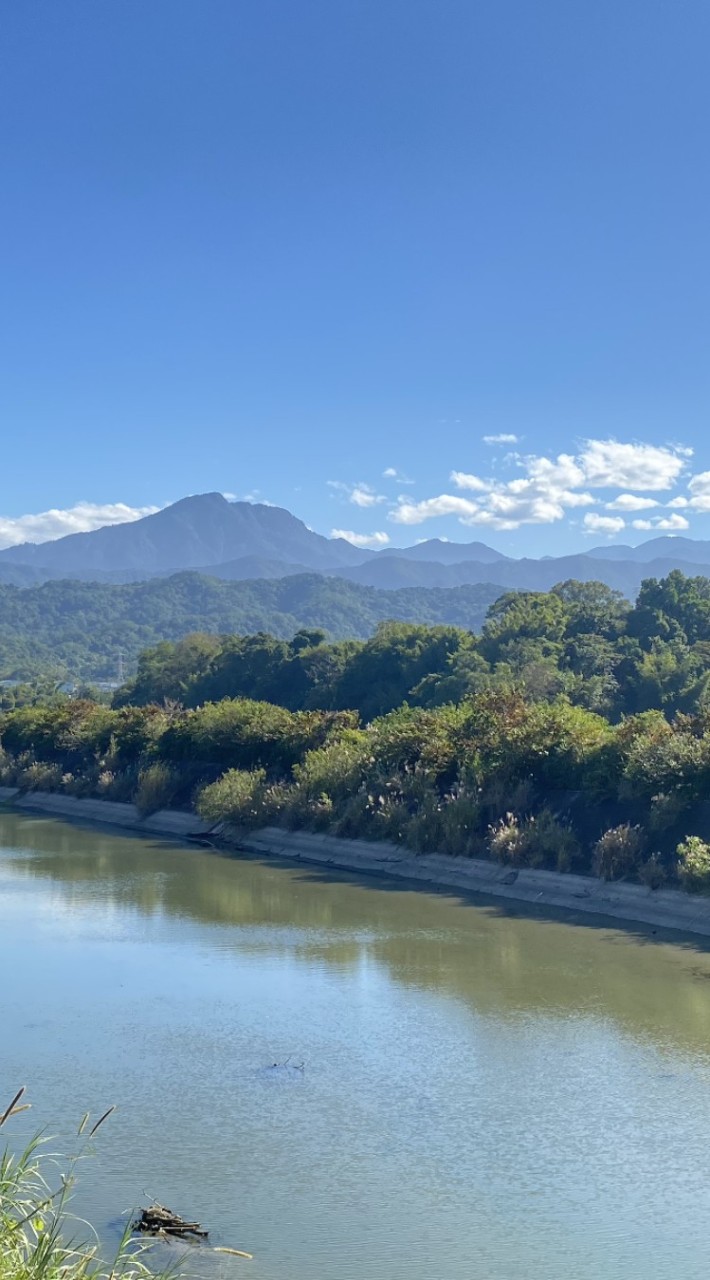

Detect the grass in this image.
[0,1088,180,1280]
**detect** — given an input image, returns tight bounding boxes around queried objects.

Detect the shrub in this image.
[134,762,179,816]
[0,747,18,785]
[677,836,710,894]
[592,823,644,881]
[479,775,536,826]
[437,790,481,857]
[638,852,667,890]
[330,788,372,840]
[488,808,580,871]
[288,733,370,822]
[18,761,64,792]
[61,767,100,799]
[488,813,528,865]
[529,808,581,873]
[400,786,447,854]
[648,790,690,834]
[197,768,268,829]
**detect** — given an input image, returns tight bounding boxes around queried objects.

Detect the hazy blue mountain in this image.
[0,562,49,586]
[587,536,710,564]
[340,553,710,596]
[0,493,371,577]
[155,556,312,581]
[378,538,510,564]
[337,558,504,589]
[3,492,710,598]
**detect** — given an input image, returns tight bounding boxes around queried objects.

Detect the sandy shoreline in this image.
[2,786,710,939]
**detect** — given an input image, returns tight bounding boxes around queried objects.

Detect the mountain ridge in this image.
[0,493,372,576]
[0,493,709,599]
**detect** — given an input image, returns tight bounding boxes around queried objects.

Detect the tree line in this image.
[3,571,710,889]
[115,571,710,722]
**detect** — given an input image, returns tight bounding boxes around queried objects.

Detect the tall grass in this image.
[0,1089,179,1280]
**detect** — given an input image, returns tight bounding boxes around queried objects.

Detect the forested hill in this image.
[113,570,710,722]
[0,571,501,681]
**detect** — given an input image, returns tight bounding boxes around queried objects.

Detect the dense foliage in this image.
[0,573,500,681]
[115,572,710,721]
[5,572,710,892]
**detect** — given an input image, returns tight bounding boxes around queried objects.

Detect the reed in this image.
[0,1089,179,1280]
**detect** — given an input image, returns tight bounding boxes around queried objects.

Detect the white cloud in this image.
[383,438,702,534]
[382,467,415,484]
[583,513,627,535]
[605,494,660,512]
[667,496,689,508]
[631,514,690,532]
[237,491,276,506]
[0,502,160,550]
[482,433,519,445]
[688,471,710,512]
[390,495,483,525]
[658,513,690,530]
[331,528,390,549]
[450,471,489,492]
[578,439,689,490]
[328,480,386,507]
[446,453,594,529]
[351,486,385,508]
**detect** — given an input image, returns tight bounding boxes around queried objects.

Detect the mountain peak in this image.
[378,538,510,565]
[0,493,371,576]
[172,491,230,509]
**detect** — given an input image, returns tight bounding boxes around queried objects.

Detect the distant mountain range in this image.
[2,491,710,599]
[0,493,366,580]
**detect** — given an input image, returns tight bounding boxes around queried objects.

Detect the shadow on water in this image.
[5,801,709,949]
[4,805,710,1058]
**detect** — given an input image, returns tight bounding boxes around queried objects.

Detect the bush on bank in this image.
[5,686,710,890]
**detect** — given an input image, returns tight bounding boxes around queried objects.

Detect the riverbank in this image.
[2,786,710,937]
[0,786,205,838]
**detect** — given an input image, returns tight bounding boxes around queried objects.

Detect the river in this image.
[2,810,710,1279]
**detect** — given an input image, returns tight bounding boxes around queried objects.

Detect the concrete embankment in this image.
[233,826,710,937]
[0,786,205,838]
[2,787,710,938]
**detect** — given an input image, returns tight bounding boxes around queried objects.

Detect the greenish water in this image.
[3,811,710,1279]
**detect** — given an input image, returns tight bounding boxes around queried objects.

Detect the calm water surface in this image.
[2,811,710,1279]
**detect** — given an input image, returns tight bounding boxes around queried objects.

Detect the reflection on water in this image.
[2,810,710,1280]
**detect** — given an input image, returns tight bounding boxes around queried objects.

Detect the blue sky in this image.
[1,0,709,555]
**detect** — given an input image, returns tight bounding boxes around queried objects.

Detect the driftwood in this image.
[133,1204,208,1239]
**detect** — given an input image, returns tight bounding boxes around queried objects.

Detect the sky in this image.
[1,0,709,555]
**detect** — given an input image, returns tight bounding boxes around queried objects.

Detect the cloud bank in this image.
[388,440,697,533]
[328,480,386,508]
[0,502,161,550]
[331,528,390,549]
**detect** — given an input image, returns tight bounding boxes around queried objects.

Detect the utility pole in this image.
[117,649,126,684]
